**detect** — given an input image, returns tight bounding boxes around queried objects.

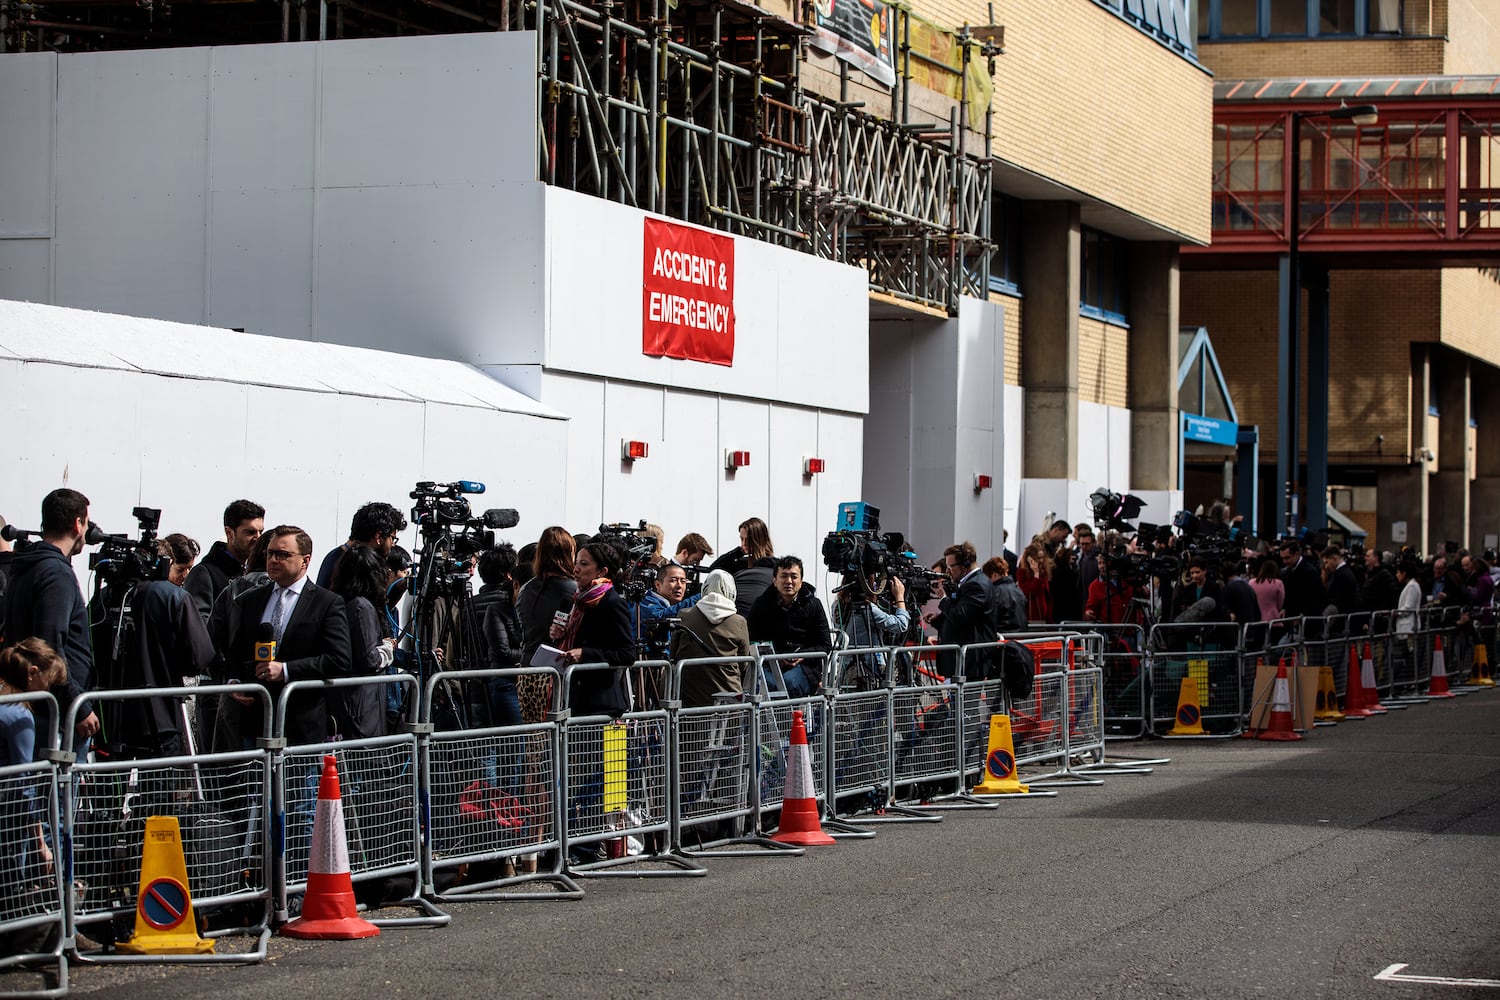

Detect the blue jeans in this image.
[777,664,817,699]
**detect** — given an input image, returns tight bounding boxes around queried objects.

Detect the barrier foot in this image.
[833,800,943,824]
[970,786,1059,800]
[820,816,877,840]
[1074,761,1154,775]
[920,792,1001,811]
[1023,765,1106,789]
[72,915,272,967]
[568,848,708,878]
[431,868,586,903]
[679,833,806,860]
[0,938,69,999]
[359,893,451,929]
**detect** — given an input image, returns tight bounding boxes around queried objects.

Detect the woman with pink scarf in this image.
[550,538,635,717]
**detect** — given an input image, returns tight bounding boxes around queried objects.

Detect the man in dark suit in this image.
[1279,540,1326,619]
[1322,544,1361,615]
[227,525,350,745]
[925,541,997,680]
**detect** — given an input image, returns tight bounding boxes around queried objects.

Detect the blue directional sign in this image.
[1183,413,1239,447]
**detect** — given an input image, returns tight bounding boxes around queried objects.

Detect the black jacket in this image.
[183,540,244,627]
[992,576,1028,632]
[1281,557,1325,619]
[3,541,95,721]
[104,580,216,751]
[473,584,523,671]
[1361,566,1399,611]
[747,582,832,657]
[1221,578,1261,625]
[1326,563,1361,615]
[225,580,351,745]
[516,574,577,667]
[932,570,997,679]
[733,558,777,617]
[567,588,635,717]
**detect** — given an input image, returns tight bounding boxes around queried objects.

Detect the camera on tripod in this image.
[593,520,659,599]
[89,507,167,585]
[409,480,518,561]
[820,501,941,603]
[1088,488,1180,586]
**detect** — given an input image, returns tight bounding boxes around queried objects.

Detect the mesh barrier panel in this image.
[0,763,64,929]
[960,678,1006,782]
[1010,672,1065,767]
[564,712,670,847]
[281,739,418,890]
[426,725,557,867]
[756,697,827,813]
[828,691,890,802]
[675,703,753,829]
[1067,667,1105,762]
[70,753,268,920]
[891,683,959,784]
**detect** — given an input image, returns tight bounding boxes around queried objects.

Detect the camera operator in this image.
[1074,523,1101,592]
[748,556,831,697]
[634,563,700,646]
[155,533,199,588]
[1085,545,1136,625]
[107,572,217,758]
[672,533,714,570]
[184,500,264,629]
[833,572,909,689]
[316,501,409,589]
[3,489,99,746]
[924,542,996,680]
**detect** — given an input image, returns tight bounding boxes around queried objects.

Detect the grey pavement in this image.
[31,689,1500,999]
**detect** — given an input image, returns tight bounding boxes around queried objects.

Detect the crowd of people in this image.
[2,491,1494,770]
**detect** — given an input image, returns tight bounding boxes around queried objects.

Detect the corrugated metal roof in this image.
[1216,76,1500,102]
[0,299,567,419]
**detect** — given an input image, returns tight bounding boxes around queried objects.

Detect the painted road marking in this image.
[1375,964,1500,988]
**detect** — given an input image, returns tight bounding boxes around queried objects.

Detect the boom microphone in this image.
[482,508,520,529]
[0,524,38,543]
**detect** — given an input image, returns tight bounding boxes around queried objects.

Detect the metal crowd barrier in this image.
[884,646,980,810]
[0,692,67,998]
[1060,623,1150,739]
[670,656,800,859]
[63,685,274,965]
[418,667,581,902]
[560,662,703,878]
[1006,635,1102,788]
[1149,622,1245,737]
[274,675,448,928]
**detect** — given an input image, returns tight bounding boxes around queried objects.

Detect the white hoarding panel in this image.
[208,43,317,194]
[717,397,771,554]
[318,33,536,190]
[601,381,668,525]
[767,405,820,566]
[661,390,721,548]
[0,54,55,238]
[0,240,50,304]
[540,371,606,532]
[1108,404,1133,493]
[315,182,546,363]
[544,187,867,414]
[1078,401,1110,493]
[207,189,316,338]
[54,48,211,323]
[1003,385,1024,554]
[814,409,866,592]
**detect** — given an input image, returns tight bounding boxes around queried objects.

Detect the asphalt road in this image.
[29,688,1500,999]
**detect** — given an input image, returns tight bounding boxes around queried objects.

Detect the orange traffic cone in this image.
[1359,641,1389,713]
[1427,634,1456,698]
[282,755,381,940]
[1257,657,1304,742]
[1342,644,1377,718]
[771,710,835,847]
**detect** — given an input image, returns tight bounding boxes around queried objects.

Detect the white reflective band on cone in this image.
[312,798,351,875]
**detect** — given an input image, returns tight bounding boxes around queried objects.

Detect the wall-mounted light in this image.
[622,439,650,462]
[725,449,751,471]
[974,473,993,493]
[803,457,825,475]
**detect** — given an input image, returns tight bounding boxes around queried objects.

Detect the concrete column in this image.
[1377,346,1430,553]
[1127,243,1180,493]
[1469,367,1500,552]
[1429,351,1471,553]
[1019,201,1080,481]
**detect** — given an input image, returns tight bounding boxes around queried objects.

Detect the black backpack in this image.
[989,641,1034,701]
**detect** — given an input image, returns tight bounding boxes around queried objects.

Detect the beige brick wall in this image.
[906,0,1212,244]
[1079,315,1129,407]
[1180,270,1433,462]
[998,290,1023,385]
[1446,0,1500,74]
[1440,269,1500,367]
[1198,38,1446,78]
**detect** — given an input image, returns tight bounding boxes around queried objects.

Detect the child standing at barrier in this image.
[0,639,67,882]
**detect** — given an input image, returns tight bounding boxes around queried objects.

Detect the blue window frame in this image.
[988,193,1022,296]
[1199,0,1404,39]
[1080,227,1129,325]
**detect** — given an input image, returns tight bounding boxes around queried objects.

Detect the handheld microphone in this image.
[255,622,277,667]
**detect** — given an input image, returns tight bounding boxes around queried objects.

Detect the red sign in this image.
[642,217,735,367]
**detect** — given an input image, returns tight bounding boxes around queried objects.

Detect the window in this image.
[988,194,1022,294]
[1200,0,1402,39]
[1080,228,1129,324]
